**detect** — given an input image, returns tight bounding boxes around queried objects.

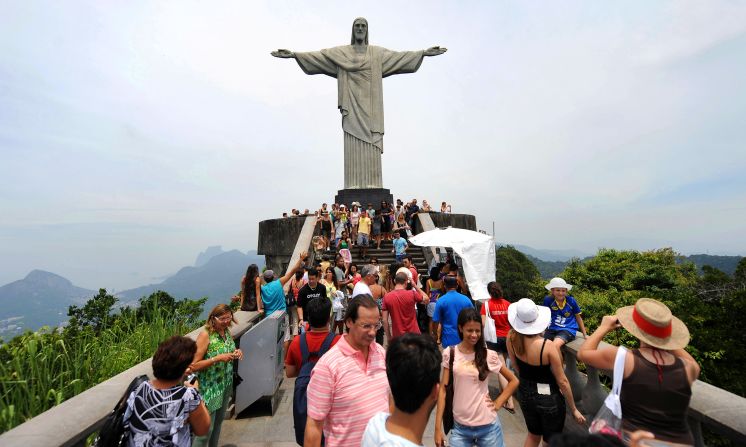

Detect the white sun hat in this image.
[508,298,551,335]
[545,277,573,291]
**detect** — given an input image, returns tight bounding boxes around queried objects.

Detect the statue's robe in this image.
[295,46,424,189]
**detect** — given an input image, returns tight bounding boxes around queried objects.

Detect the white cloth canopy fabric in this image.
[408,227,495,301]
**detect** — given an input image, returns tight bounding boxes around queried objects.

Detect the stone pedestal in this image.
[334,188,393,207]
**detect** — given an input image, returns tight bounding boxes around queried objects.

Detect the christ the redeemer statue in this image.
[272,17,446,190]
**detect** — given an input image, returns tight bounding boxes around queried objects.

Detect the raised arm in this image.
[577,315,620,370]
[280,252,308,287]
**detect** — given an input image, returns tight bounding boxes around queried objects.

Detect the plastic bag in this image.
[589,346,627,439]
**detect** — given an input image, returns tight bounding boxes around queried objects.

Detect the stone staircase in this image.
[347,238,430,278]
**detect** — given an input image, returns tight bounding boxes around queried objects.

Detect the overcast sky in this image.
[2,0,745,290]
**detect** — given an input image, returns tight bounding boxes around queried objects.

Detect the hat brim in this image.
[616,305,690,350]
[545,283,572,291]
[508,304,551,335]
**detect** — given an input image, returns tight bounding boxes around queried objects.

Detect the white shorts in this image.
[283,313,292,342]
[427,302,437,318]
[287,306,298,336]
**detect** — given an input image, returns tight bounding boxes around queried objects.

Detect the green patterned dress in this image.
[197,330,235,412]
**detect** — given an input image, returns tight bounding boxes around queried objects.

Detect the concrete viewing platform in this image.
[219,375,566,447]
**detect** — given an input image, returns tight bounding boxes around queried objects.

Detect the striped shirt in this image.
[307,334,389,447]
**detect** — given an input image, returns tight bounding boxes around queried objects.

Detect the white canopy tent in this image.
[408,227,495,301]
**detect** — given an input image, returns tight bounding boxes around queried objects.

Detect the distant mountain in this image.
[118,250,265,314]
[523,254,570,279]
[499,243,591,262]
[681,254,743,276]
[0,270,94,337]
[515,250,743,280]
[195,245,226,267]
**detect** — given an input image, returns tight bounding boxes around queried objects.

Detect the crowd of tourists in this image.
[119,254,700,447]
[293,199,453,254]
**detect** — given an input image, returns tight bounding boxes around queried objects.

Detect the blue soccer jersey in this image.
[543,295,582,333]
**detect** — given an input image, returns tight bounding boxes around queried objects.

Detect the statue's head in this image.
[350,17,369,45]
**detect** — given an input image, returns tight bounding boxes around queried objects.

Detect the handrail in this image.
[415,213,439,268]
[562,335,746,447]
[282,215,317,294]
[0,311,262,447]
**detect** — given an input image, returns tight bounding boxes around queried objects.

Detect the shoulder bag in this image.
[483,300,498,344]
[443,346,456,434]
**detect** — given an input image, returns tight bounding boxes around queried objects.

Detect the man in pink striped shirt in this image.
[305,295,390,447]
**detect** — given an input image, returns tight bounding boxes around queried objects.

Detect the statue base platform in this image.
[335,188,393,207]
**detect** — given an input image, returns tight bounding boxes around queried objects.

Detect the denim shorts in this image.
[517,380,565,442]
[449,417,504,447]
[544,328,576,344]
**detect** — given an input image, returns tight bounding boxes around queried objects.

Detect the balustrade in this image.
[562,335,746,447]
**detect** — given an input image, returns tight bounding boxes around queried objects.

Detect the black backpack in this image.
[293,332,336,446]
[94,374,149,447]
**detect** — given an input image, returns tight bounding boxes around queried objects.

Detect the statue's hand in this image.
[271,49,295,58]
[424,46,447,56]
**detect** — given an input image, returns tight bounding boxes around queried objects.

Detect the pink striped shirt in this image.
[307,334,389,447]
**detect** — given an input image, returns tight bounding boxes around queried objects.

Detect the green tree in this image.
[734,258,746,284]
[66,288,118,334]
[495,245,543,301]
[562,248,696,292]
[700,265,731,286]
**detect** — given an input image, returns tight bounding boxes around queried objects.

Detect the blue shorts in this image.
[449,418,504,447]
[544,328,576,344]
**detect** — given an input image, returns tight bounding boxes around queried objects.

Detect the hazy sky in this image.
[2,1,745,290]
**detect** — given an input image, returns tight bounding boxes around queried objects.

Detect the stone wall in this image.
[257,217,309,273]
[412,212,477,233]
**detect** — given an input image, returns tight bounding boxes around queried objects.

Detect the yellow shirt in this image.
[358,216,372,235]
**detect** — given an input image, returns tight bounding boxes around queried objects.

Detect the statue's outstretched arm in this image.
[271,49,296,58]
[423,46,447,56]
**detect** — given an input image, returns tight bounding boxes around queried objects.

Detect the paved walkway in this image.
[219,376,536,447]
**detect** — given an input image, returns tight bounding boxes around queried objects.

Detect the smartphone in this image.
[187,373,198,385]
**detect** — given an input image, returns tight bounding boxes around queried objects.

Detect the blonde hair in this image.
[378,264,390,286]
[509,329,527,357]
[205,304,236,334]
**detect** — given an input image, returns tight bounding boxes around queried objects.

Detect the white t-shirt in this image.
[352,281,373,298]
[362,412,423,447]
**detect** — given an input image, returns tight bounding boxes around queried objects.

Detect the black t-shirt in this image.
[297,282,328,321]
[380,205,391,222]
[406,204,420,219]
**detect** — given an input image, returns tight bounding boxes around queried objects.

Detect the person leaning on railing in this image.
[123,336,210,446]
[578,298,700,446]
[190,304,244,447]
[507,299,585,447]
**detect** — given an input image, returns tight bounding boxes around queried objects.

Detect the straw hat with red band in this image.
[616,298,690,350]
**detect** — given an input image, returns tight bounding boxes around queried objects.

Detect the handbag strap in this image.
[611,346,627,396]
